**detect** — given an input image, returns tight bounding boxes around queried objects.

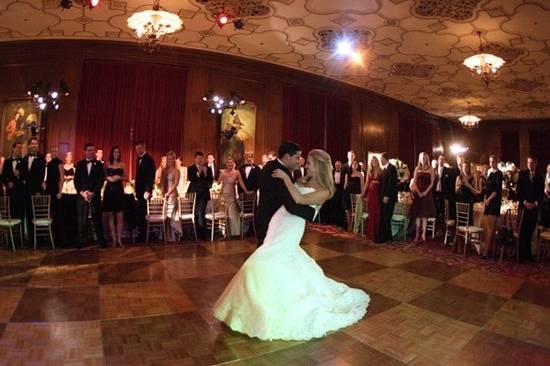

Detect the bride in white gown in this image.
[213,149,370,341]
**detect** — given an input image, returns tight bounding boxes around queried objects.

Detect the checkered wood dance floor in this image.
[0,232,549,365]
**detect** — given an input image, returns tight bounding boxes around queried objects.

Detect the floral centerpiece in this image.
[497,161,519,202]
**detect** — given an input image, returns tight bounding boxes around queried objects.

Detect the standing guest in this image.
[517,156,544,262]
[103,146,127,248]
[134,141,156,242]
[44,146,63,239]
[267,151,277,161]
[23,137,46,239]
[480,155,503,258]
[239,151,261,192]
[58,152,77,245]
[218,157,249,237]
[342,150,356,176]
[2,142,25,222]
[95,149,104,164]
[160,151,181,242]
[74,143,106,248]
[293,156,307,181]
[540,181,550,228]
[175,156,188,196]
[377,152,398,243]
[409,152,436,243]
[0,156,5,180]
[207,153,220,181]
[331,160,346,227]
[364,156,382,241]
[343,160,364,229]
[434,155,450,228]
[155,156,167,186]
[188,151,213,240]
[260,154,269,169]
[444,154,465,219]
[545,163,550,186]
[455,161,480,225]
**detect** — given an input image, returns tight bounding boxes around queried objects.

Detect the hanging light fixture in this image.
[458,102,481,130]
[463,31,505,87]
[127,0,182,53]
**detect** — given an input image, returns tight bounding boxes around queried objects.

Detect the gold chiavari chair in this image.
[31,195,55,249]
[0,196,24,251]
[178,192,197,241]
[146,197,167,244]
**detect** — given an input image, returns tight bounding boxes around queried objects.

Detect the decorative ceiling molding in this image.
[0,0,548,119]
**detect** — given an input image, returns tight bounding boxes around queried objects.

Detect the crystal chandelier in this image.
[458,102,481,130]
[463,31,505,86]
[127,0,182,52]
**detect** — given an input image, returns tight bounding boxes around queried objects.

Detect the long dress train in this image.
[213,185,370,341]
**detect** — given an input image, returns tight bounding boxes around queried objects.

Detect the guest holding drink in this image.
[455,161,480,225]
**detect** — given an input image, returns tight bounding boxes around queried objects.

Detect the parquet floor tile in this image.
[351,248,423,267]
[484,299,550,349]
[348,268,442,303]
[0,321,104,365]
[219,252,253,268]
[344,303,479,365]
[100,280,195,320]
[301,243,343,260]
[99,260,171,285]
[512,281,550,308]
[317,255,386,279]
[40,249,100,265]
[153,244,212,259]
[0,265,34,287]
[203,240,256,256]
[0,287,24,322]
[10,286,100,322]
[315,240,374,254]
[448,269,525,298]
[177,273,234,309]
[28,263,99,287]
[161,257,238,280]
[410,283,507,326]
[0,250,46,267]
[397,258,468,281]
[100,246,158,263]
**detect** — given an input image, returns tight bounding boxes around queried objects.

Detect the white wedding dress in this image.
[213,185,370,341]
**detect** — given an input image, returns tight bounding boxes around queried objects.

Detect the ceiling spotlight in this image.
[336,39,354,56]
[87,0,101,9]
[51,91,58,99]
[215,11,232,28]
[28,80,69,112]
[351,51,363,64]
[210,108,216,114]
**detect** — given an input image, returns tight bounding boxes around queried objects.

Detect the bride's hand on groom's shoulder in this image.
[272,169,288,180]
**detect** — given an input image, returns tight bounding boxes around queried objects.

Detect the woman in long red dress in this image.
[364,156,382,241]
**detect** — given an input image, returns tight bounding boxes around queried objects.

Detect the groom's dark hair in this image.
[278,141,302,159]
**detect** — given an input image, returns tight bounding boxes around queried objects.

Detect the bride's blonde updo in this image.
[308,149,335,198]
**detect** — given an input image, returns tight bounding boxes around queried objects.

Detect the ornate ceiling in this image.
[1,0,550,120]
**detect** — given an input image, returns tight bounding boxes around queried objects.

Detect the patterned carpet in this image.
[308,223,550,286]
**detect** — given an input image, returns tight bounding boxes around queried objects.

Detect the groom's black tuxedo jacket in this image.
[256,159,316,246]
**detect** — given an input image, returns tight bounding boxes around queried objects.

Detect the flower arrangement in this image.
[390,158,411,193]
[497,161,519,201]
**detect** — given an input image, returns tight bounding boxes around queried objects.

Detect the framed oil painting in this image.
[1,99,41,157]
[219,103,256,167]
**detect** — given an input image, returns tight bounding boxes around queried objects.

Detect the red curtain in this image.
[282,84,351,162]
[76,60,186,176]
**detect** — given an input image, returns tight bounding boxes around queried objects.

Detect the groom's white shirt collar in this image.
[277,158,285,167]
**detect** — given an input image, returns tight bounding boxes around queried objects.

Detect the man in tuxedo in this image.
[207,153,220,181]
[188,151,213,240]
[517,155,544,261]
[443,154,464,219]
[342,150,356,176]
[134,140,156,242]
[292,156,307,181]
[434,155,451,229]
[23,137,46,239]
[74,143,106,248]
[321,160,345,227]
[377,152,398,243]
[239,151,260,192]
[256,142,316,246]
[44,146,63,239]
[2,142,26,222]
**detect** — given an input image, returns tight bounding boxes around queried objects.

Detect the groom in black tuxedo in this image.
[256,142,316,246]
[377,152,398,243]
[134,140,156,242]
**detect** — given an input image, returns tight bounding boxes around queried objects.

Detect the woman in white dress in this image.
[213,149,370,341]
[160,151,180,242]
[217,157,249,237]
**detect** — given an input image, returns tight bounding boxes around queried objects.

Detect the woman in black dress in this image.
[481,155,503,258]
[103,145,127,248]
[343,160,364,229]
[455,161,481,225]
[409,152,436,243]
[59,152,77,246]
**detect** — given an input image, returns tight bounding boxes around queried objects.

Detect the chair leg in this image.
[210,220,214,242]
[49,226,55,249]
[463,232,469,256]
[146,222,150,245]
[163,221,167,243]
[33,225,37,250]
[19,224,24,248]
[9,227,15,252]
[192,220,198,241]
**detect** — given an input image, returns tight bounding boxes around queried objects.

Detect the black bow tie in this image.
[29,153,36,157]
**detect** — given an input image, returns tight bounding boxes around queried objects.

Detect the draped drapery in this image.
[282,84,351,163]
[76,60,186,177]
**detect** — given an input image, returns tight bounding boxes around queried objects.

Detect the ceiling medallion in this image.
[463,31,505,87]
[127,0,182,53]
[458,101,481,130]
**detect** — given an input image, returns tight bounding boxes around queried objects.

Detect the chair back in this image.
[455,202,470,227]
[350,194,360,213]
[0,196,10,219]
[210,192,233,214]
[179,192,196,217]
[393,201,410,217]
[147,197,166,217]
[240,191,256,216]
[32,195,50,220]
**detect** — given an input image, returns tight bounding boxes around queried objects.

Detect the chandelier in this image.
[463,31,505,86]
[127,0,182,52]
[458,102,481,130]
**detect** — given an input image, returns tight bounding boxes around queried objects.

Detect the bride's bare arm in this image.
[273,169,329,205]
